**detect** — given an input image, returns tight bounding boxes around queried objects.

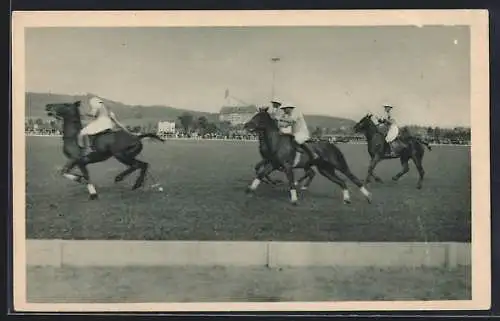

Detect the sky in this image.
[25,26,471,127]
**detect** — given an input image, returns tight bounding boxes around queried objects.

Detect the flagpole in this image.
[271,57,280,100]
[224,88,230,105]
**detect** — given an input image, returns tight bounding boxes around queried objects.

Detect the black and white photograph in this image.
[12,10,490,312]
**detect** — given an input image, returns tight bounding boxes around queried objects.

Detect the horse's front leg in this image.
[296,167,316,191]
[246,162,275,194]
[60,159,85,183]
[77,163,99,200]
[255,159,283,185]
[74,153,110,200]
[366,155,382,184]
[254,158,267,173]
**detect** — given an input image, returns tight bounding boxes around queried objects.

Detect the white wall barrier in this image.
[26,240,470,269]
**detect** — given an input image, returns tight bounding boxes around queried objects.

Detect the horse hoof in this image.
[114,177,123,183]
[291,201,298,206]
[89,194,99,200]
[392,176,399,181]
[417,185,422,190]
[343,199,351,205]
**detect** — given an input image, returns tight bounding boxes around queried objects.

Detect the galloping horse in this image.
[353,113,432,189]
[243,107,372,205]
[45,100,165,199]
[252,113,315,189]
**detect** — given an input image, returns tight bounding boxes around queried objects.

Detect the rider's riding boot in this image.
[389,141,399,156]
[300,142,320,163]
[80,135,93,156]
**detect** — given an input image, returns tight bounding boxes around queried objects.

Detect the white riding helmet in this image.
[280,101,297,109]
[270,99,283,107]
[89,97,105,110]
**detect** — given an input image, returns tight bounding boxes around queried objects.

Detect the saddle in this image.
[283,134,315,153]
[79,129,114,149]
[378,124,409,156]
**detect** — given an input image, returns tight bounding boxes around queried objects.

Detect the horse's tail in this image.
[137,132,166,143]
[415,137,432,151]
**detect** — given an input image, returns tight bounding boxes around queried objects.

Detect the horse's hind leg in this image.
[392,155,410,182]
[133,160,149,190]
[114,163,139,183]
[114,155,149,190]
[336,166,372,203]
[317,166,352,204]
[283,164,299,205]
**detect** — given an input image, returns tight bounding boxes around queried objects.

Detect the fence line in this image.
[24,133,471,147]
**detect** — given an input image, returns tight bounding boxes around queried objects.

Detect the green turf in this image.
[26,137,471,241]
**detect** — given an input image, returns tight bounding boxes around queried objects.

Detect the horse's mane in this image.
[58,101,84,134]
[70,103,83,128]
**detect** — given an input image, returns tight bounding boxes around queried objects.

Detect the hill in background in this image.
[25,92,357,130]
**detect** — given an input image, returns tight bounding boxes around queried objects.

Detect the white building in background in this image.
[157,121,176,134]
[218,105,258,126]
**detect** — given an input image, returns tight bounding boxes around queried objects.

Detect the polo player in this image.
[270,100,320,161]
[78,96,129,156]
[377,104,403,156]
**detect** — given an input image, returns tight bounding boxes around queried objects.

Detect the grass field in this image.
[27,265,471,303]
[25,137,471,242]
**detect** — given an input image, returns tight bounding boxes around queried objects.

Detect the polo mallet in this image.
[146,170,163,192]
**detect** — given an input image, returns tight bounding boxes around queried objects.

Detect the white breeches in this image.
[279,126,293,134]
[278,124,310,144]
[80,117,114,136]
[293,130,310,145]
[385,124,399,142]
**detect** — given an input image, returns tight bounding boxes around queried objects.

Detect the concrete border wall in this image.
[26,240,471,269]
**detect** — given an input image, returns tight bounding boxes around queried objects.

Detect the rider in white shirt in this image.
[78,96,128,155]
[270,100,319,161]
[377,105,399,154]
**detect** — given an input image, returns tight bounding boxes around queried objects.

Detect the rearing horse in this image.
[45,100,165,199]
[244,108,372,205]
[353,113,432,189]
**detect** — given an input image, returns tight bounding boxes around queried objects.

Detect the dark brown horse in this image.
[252,111,316,190]
[45,100,165,200]
[353,113,432,189]
[243,108,372,205]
